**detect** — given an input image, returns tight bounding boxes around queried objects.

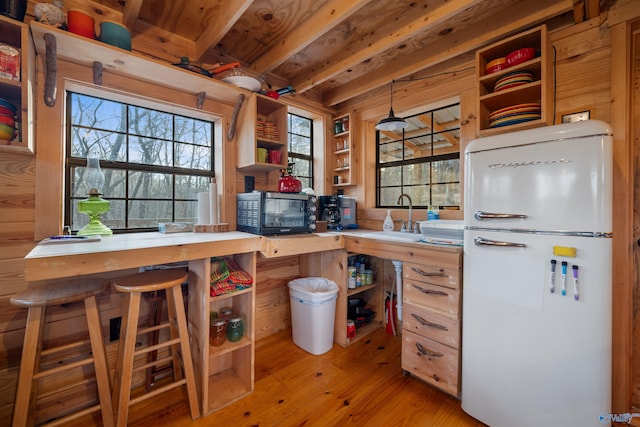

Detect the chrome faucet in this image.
[397,194,415,233]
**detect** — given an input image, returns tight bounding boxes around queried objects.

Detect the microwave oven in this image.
[237,191,317,236]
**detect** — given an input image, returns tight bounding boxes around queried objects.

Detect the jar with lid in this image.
[334,120,344,135]
[226,316,244,342]
[210,317,227,346]
[342,116,349,132]
[219,306,234,322]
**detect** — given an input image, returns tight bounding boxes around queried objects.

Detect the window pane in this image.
[129,136,173,167]
[128,200,173,227]
[174,116,212,145]
[174,142,211,170]
[290,114,311,137]
[379,187,400,206]
[288,113,313,188]
[129,171,173,199]
[175,175,211,199]
[128,106,173,139]
[70,128,128,160]
[289,134,311,155]
[70,93,126,132]
[380,166,402,186]
[403,163,430,185]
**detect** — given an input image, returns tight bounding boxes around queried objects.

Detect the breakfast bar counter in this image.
[24,231,264,281]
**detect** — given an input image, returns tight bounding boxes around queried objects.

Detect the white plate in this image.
[222,76,261,91]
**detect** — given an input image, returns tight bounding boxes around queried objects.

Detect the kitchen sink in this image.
[361,231,423,243]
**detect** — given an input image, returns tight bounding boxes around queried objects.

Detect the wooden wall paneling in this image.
[255,254,300,340]
[633,22,640,414]
[610,19,634,414]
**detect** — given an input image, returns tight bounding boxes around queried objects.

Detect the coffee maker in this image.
[318,195,341,229]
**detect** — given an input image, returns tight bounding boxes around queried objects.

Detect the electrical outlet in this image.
[110,316,122,341]
[561,111,590,123]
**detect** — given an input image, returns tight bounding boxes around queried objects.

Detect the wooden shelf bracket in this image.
[43,32,57,107]
[93,61,103,85]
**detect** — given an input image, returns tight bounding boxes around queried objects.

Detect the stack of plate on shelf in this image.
[488,103,541,128]
[493,70,534,92]
[0,97,17,141]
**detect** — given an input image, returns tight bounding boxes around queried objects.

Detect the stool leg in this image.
[84,295,114,427]
[12,306,45,427]
[112,292,141,427]
[167,285,200,419]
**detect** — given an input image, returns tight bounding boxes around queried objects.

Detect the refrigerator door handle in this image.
[474,236,527,248]
[474,211,528,220]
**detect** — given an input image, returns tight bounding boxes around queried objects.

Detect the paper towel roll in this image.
[209,178,218,224]
[198,192,210,225]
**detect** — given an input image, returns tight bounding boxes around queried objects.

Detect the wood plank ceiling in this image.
[51,0,608,110]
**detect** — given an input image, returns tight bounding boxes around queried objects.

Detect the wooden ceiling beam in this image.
[122,0,143,31]
[324,0,573,106]
[194,0,255,61]
[250,0,373,75]
[292,0,484,94]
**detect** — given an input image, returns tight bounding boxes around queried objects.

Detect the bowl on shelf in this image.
[99,21,131,51]
[0,123,16,140]
[485,57,506,74]
[0,115,16,127]
[505,47,536,67]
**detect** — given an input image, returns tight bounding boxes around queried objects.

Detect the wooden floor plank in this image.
[63,328,485,426]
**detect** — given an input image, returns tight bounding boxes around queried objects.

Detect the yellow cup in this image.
[257,148,268,163]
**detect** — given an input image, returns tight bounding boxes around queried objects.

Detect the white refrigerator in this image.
[461,120,612,427]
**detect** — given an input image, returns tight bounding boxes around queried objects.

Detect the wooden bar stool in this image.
[11,279,114,427]
[110,269,199,426]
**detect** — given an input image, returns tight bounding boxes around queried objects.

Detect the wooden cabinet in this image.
[237,93,288,171]
[476,24,552,136]
[188,252,256,416]
[401,253,462,397]
[330,113,354,187]
[0,14,34,154]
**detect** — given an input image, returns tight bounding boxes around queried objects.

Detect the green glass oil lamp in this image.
[77,158,112,236]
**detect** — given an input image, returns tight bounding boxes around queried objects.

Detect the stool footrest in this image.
[42,402,102,427]
[133,337,181,357]
[137,322,169,336]
[41,338,91,357]
[129,378,187,407]
[133,354,174,373]
[33,355,94,379]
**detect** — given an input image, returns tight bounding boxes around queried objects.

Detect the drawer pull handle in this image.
[412,267,447,277]
[411,313,448,331]
[416,342,443,358]
[412,284,448,297]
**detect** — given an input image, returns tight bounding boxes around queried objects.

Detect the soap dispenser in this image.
[383,210,394,231]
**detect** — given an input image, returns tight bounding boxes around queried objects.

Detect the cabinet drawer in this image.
[404,280,460,317]
[404,262,460,290]
[403,302,459,349]
[402,330,459,396]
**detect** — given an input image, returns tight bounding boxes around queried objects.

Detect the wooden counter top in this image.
[24,231,263,281]
[24,230,462,281]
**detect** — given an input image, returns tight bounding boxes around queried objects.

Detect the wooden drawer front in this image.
[404,262,460,290]
[403,302,459,349]
[404,281,460,317]
[402,331,459,396]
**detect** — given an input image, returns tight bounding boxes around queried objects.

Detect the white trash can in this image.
[288,277,339,355]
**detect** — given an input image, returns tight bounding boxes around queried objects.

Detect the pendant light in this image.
[375,80,408,131]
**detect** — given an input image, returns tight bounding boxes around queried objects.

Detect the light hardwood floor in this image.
[70,327,486,426]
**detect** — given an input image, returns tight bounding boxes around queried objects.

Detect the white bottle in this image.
[383,210,394,231]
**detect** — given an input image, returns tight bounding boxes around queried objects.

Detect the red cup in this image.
[68,9,96,39]
[268,150,282,164]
